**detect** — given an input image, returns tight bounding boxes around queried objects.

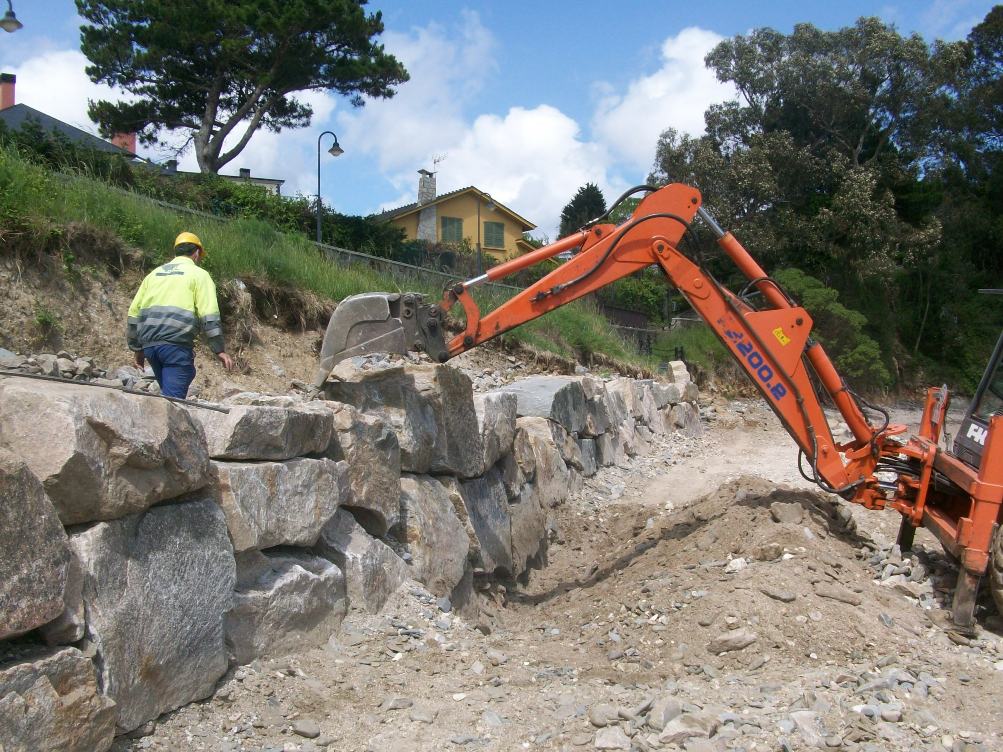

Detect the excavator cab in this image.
[951,289,1003,471]
[954,328,1003,470]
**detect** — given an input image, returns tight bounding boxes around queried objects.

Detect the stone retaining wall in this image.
[0,360,701,749]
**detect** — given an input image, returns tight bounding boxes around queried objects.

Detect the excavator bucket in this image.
[312,292,449,388]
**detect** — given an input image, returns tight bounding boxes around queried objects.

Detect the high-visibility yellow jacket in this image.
[127,256,225,353]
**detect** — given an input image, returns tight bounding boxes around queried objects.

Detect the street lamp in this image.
[0,1,22,32]
[475,191,496,275]
[315,130,344,243]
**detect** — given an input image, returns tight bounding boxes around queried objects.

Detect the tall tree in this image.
[558,183,606,238]
[77,0,409,173]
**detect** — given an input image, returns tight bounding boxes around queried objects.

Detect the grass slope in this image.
[0,145,653,370]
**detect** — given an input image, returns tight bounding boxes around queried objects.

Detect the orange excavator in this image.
[312,183,1003,628]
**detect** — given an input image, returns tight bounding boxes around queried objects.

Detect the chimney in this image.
[110,132,137,154]
[239,167,251,179]
[417,168,436,205]
[164,159,178,175]
[0,73,15,110]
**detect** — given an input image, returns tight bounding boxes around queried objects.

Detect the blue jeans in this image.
[144,344,196,398]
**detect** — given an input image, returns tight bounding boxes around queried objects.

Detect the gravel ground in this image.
[113,399,1003,752]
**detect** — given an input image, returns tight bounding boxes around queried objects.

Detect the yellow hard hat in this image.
[174,232,204,252]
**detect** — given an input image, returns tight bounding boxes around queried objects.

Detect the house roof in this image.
[0,104,135,156]
[377,186,536,231]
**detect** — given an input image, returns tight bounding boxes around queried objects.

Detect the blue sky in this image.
[0,0,996,238]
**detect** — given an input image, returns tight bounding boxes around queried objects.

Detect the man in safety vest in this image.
[127,232,234,398]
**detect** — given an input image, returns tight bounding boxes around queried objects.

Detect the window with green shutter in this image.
[484,221,504,248]
[441,216,463,242]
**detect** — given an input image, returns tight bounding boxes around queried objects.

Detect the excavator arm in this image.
[317,183,891,496]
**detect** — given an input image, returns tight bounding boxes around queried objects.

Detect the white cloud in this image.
[2,49,129,136]
[412,105,613,239]
[336,10,496,171]
[591,27,736,174]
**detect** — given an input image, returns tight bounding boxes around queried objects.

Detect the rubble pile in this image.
[0,346,163,393]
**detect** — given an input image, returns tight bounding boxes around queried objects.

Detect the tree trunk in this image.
[912,271,932,355]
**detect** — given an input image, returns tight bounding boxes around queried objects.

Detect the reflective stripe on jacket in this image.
[127,255,225,353]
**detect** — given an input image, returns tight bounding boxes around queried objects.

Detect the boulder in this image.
[314,509,409,613]
[606,379,639,419]
[396,475,469,596]
[619,418,641,457]
[595,430,627,467]
[652,382,683,407]
[226,550,346,665]
[683,380,700,402]
[667,402,703,437]
[550,421,584,471]
[499,453,529,501]
[578,438,598,477]
[0,376,209,525]
[633,381,664,434]
[501,376,586,434]
[0,647,115,752]
[326,362,482,478]
[0,449,71,641]
[71,497,235,732]
[474,392,518,474]
[323,401,401,536]
[187,401,333,461]
[39,551,85,646]
[515,418,570,509]
[667,360,692,384]
[511,424,537,482]
[208,457,347,553]
[605,387,629,428]
[576,377,614,438]
[451,469,514,576]
[509,485,548,576]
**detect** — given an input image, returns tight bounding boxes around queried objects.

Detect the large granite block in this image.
[0,376,209,525]
[326,362,482,478]
[314,508,409,613]
[395,475,470,596]
[209,457,347,552]
[226,550,346,665]
[0,449,70,641]
[71,497,235,732]
[0,647,115,752]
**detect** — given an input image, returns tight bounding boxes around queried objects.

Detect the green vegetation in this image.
[78,0,408,173]
[652,326,732,378]
[0,117,408,253]
[559,183,607,239]
[651,10,1003,393]
[33,303,59,333]
[0,143,654,370]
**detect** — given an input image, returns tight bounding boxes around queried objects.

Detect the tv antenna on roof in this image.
[432,154,446,172]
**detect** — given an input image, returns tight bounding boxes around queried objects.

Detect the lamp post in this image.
[315,130,344,243]
[0,1,23,32]
[475,191,495,275]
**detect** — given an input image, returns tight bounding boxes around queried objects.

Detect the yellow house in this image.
[379,170,537,261]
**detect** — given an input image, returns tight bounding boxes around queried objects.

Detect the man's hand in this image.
[133,351,145,368]
[217,352,235,371]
